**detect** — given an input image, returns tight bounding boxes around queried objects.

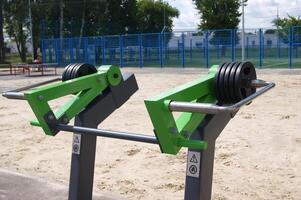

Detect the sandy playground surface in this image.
[0,67,300,200]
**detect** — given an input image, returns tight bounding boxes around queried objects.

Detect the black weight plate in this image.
[61,64,69,81]
[223,62,236,104]
[242,62,256,99]
[234,62,257,101]
[62,63,76,81]
[214,62,227,104]
[70,63,83,80]
[74,63,97,78]
[228,62,242,103]
[233,63,244,101]
[68,63,97,80]
[65,63,77,81]
[240,62,257,97]
[218,62,232,104]
[62,64,75,81]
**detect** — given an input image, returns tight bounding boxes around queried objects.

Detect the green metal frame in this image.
[144,65,219,155]
[20,63,220,155]
[24,65,122,136]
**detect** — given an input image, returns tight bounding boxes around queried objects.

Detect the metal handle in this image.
[2,92,26,100]
[169,81,275,114]
[57,124,158,144]
[2,78,61,100]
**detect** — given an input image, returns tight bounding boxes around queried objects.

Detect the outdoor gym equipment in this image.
[2,61,274,200]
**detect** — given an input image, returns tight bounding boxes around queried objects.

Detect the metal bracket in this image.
[2,65,123,136]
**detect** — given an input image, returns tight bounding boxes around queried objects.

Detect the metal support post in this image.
[159,33,163,68]
[190,39,193,61]
[182,33,185,68]
[233,29,236,61]
[41,40,46,63]
[68,74,138,200]
[55,39,60,66]
[246,37,249,59]
[277,34,281,59]
[262,36,265,59]
[259,29,263,68]
[68,118,97,200]
[119,35,123,67]
[70,38,74,63]
[205,31,209,68]
[102,36,106,65]
[139,34,143,68]
[177,40,180,60]
[289,27,293,68]
[184,113,233,200]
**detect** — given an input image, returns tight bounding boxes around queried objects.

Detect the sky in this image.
[166,0,301,30]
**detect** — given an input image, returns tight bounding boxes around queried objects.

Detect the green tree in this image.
[264,29,276,34]
[193,0,245,47]
[0,0,5,63]
[137,0,179,33]
[273,15,301,43]
[40,0,179,37]
[41,0,139,37]
[4,0,29,62]
[81,1,107,36]
[86,0,138,35]
[194,0,243,30]
[120,0,139,34]
[31,0,49,59]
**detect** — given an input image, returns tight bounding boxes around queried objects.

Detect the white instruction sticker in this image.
[72,133,81,155]
[186,151,201,178]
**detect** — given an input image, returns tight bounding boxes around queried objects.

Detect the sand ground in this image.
[0,68,300,200]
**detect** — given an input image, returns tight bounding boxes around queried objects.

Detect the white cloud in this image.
[166,0,301,30]
[165,0,200,30]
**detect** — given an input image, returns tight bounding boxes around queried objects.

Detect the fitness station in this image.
[2,61,275,200]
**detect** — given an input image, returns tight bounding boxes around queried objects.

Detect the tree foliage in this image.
[41,0,178,37]
[273,15,301,28]
[1,0,179,62]
[137,0,179,33]
[193,0,245,46]
[194,0,243,30]
[31,0,48,59]
[4,0,29,62]
[264,29,276,34]
[273,15,301,43]
[0,0,5,63]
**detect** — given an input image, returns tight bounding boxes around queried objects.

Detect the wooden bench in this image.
[10,63,58,76]
[0,63,13,75]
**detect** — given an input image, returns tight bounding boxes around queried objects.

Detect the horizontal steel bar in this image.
[250,79,269,88]
[169,81,275,114]
[10,78,61,92]
[2,78,61,100]
[57,124,158,145]
[2,92,25,100]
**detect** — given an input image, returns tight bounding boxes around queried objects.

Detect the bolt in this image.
[183,131,191,139]
[113,73,119,79]
[62,117,69,123]
[169,127,178,135]
[48,114,55,121]
[97,77,103,83]
[38,95,44,100]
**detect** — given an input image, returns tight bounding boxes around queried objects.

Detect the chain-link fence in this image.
[41,27,301,68]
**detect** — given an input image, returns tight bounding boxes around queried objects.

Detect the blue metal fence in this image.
[41,27,301,68]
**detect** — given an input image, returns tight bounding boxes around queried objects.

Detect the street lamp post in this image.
[28,0,34,60]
